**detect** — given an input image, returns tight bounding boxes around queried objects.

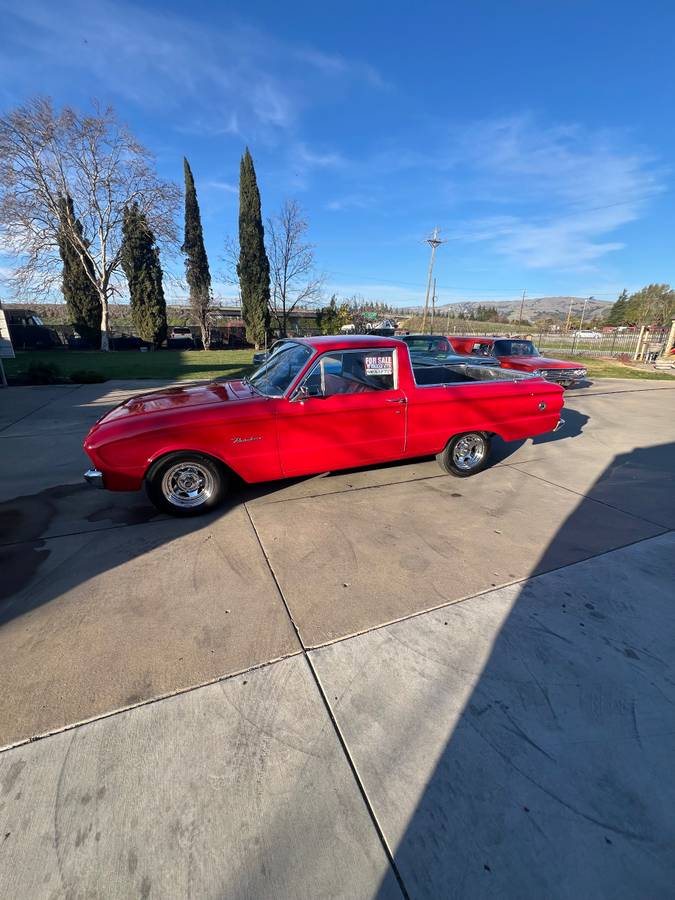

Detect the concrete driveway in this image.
[1,377,674,898]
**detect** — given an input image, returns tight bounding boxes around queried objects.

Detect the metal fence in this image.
[437,327,669,358]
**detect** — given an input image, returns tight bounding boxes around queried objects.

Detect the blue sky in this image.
[1,0,673,305]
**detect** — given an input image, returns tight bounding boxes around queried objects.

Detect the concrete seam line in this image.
[0,383,84,434]
[509,464,671,529]
[0,649,305,756]
[243,501,411,900]
[5,522,663,751]
[0,512,175,550]
[302,528,674,653]
[573,385,675,398]
[302,653,411,900]
[259,471,448,506]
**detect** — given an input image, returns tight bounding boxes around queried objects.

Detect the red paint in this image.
[83,336,563,492]
[447,336,586,383]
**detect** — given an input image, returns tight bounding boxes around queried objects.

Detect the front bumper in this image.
[84,468,105,489]
[538,369,587,385]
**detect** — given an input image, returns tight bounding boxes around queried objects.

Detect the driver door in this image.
[275,348,407,477]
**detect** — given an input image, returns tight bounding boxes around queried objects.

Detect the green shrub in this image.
[69,369,107,384]
[25,362,63,384]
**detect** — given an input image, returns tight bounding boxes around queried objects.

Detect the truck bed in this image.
[412,362,535,386]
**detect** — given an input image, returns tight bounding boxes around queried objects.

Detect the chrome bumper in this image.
[553,417,565,432]
[84,468,104,489]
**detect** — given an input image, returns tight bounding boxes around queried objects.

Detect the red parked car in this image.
[83,336,564,516]
[448,336,587,387]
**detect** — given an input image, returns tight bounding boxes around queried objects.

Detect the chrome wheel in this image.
[452,433,486,471]
[161,461,214,509]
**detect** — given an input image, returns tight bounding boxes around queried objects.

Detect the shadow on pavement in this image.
[0,403,587,627]
[372,441,675,898]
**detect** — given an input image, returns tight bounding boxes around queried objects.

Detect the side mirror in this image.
[296,382,325,401]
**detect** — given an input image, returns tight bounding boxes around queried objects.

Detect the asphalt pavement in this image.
[1,376,674,898]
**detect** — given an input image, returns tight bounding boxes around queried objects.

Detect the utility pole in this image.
[517,289,526,330]
[579,295,592,333]
[430,278,437,333]
[421,227,445,333]
[565,297,574,333]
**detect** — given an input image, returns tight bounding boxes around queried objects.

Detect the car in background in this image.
[252,338,293,367]
[448,336,587,387]
[3,307,62,350]
[109,334,152,351]
[399,334,498,367]
[167,326,195,349]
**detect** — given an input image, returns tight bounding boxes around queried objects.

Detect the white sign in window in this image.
[364,354,393,376]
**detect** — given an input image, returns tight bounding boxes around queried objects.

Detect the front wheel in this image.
[145,452,228,516]
[436,432,491,478]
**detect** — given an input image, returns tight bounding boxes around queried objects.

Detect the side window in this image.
[301,350,396,396]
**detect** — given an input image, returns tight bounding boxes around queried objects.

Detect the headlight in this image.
[574,369,587,377]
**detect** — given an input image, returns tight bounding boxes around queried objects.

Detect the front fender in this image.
[87,418,283,490]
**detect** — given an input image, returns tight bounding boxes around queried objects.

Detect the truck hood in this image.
[504,355,578,369]
[98,379,257,424]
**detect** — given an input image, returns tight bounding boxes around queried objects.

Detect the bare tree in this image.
[0,98,180,350]
[266,200,322,336]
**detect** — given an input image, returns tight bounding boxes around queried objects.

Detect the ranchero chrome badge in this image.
[231,436,262,443]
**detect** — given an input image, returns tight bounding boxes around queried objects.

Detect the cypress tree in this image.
[237,148,270,348]
[181,157,212,349]
[57,196,101,348]
[607,289,629,326]
[120,202,167,347]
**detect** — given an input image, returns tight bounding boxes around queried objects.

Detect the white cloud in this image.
[295,48,387,89]
[295,143,346,169]
[205,180,239,195]
[444,115,664,270]
[325,194,373,211]
[0,0,385,138]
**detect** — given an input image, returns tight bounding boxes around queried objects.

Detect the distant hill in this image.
[433,296,612,323]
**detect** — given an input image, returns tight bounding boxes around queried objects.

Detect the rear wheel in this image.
[145,452,228,516]
[436,432,491,478]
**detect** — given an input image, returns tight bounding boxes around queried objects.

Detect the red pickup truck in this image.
[83,336,564,516]
[447,336,587,387]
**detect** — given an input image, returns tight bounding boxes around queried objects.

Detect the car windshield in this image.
[248,342,313,397]
[493,339,540,357]
[404,336,449,353]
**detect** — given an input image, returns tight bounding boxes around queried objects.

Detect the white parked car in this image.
[574,330,602,339]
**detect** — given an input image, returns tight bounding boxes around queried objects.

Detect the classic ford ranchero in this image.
[83,336,564,516]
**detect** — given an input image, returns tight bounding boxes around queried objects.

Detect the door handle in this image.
[386,397,407,404]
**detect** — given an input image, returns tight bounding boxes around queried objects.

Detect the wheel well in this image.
[144,450,234,483]
[446,430,493,445]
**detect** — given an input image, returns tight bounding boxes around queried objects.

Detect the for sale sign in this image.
[364,354,393,376]
[0,309,14,359]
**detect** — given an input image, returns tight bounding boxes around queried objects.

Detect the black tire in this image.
[145,452,228,516]
[436,432,491,478]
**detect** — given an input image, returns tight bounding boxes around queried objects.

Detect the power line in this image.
[326,271,620,299]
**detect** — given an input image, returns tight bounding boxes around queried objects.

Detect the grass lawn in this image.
[575,356,675,381]
[4,348,674,384]
[5,349,256,382]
